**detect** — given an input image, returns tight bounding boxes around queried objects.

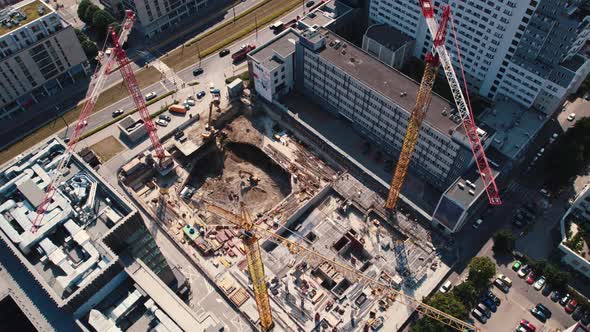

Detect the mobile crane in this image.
[31,11,171,232]
[204,202,477,332]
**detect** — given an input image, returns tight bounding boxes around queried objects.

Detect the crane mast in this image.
[30,12,135,232]
[419,0,501,206]
[385,6,449,210]
[204,201,476,332]
[206,203,274,331]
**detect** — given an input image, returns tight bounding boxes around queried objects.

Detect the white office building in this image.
[369,0,590,114]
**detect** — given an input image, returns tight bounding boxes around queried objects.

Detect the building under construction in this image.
[118,98,455,331]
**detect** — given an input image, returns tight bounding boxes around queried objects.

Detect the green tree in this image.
[92,10,115,36]
[452,281,479,308]
[83,4,100,24]
[467,257,496,290]
[492,229,516,255]
[453,281,479,307]
[77,0,92,23]
[410,293,467,332]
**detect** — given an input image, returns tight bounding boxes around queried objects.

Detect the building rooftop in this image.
[299,0,352,29]
[0,137,134,305]
[0,0,51,36]
[479,97,546,160]
[249,30,299,71]
[315,28,459,136]
[444,165,501,210]
[364,24,413,52]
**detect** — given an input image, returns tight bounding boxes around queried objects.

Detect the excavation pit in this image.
[186,141,292,216]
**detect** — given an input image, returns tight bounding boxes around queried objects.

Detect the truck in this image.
[232,44,256,63]
[169,104,187,114]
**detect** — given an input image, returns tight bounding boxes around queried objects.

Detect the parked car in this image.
[471,308,487,324]
[145,92,157,101]
[560,293,572,306]
[513,260,522,271]
[518,265,531,278]
[526,272,536,284]
[551,290,562,302]
[476,303,491,318]
[572,307,585,321]
[494,279,510,293]
[566,299,578,314]
[219,48,230,57]
[159,114,171,122]
[581,311,590,325]
[112,109,124,117]
[483,298,497,312]
[196,91,206,99]
[156,118,168,126]
[530,307,547,322]
[541,284,553,297]
[515,326,527,332]
[536,303,552,318]
[533,276,546,290]
[520,319,536,331]
[497,274,513,287]
[473,218,483,229]
[185,98,196,106]
[439,280,452,294]
[192,67,204,76]
[486,291,501,306]
[567,113,576,121]
[306,0,315,8]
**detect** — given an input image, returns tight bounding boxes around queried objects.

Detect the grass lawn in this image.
[0,66,161,162]
[90,136,125,162]
[161,0,301,71]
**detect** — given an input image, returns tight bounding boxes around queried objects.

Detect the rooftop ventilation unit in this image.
[468,189,475,196]
[458,182,465,190]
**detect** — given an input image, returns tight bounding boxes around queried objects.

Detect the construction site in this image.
[117,98,457,331]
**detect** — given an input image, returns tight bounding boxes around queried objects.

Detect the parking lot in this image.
[477,262,576,332]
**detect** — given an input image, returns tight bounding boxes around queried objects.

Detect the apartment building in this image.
[559,183,590,279]
[0,0,88,121]
[104,0,232,38]
[369,0,590,114]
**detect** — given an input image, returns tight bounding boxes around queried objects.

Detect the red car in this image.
[520,319,536,331]
[526,272,536,284]
[566,299,578,314]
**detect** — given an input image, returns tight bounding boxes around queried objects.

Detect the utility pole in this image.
[302,0,305,14]
[197,42,201,67]
[233,6,236,23]
[255,14,258,39]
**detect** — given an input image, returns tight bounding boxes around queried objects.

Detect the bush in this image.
[77,0,92,23]
[83,4,100,25]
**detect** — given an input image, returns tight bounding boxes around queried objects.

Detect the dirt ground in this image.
[186,116,291,216]
[90,136,125,162]
[161,0,300,71]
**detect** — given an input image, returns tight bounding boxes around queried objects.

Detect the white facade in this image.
[369,0,590,114]
[559,183,590,279]
[0,0,88,119]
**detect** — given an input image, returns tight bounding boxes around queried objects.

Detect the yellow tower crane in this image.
[206,202,274,332]
[204,202,477,332]
[385,5,450,210]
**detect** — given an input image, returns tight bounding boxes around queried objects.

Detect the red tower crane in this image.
[418,0,502,206]
[31,11,170,232]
